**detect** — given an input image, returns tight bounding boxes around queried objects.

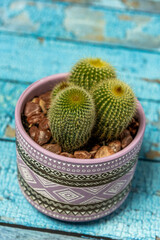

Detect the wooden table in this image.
[0,1,160,239]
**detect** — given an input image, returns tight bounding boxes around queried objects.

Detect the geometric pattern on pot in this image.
[17,156,136,205]
[18,169,131,216]
[16,126,143,173]
[16,140,138,187]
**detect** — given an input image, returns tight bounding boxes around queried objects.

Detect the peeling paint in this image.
[0,196,4,201]
[37,37,45,44]
[122,0,160,12]
[118,15,132,21]
[10,1,26,10]
[152,143,159,148]
[143,78,160,84]
[122,0,140,8]
[0,216,15,222]
[5,125,15,138]
[146,150,160,160]
[155,190,160,197]
[1,11,39,32]
[64,6,105,41]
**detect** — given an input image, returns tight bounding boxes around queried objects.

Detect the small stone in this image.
[35,129,51,145]
[29,126,39,141]
[90,150,97,158]
[130,118,139,128]
[129,126,137,137]
[43,143,62,154]
[39,91,51,109]
[32,97,39,104]
[91,145,101,151]
[121,135,133,149]
[24,102,41,117]
[74,151,91,159]
[94,146,114,159]
[39,99,47,114]
[39,118,49,130]
[119,129,131,140]
[27,112,44,125]
[108,140,121,153]
[60,152,74,158]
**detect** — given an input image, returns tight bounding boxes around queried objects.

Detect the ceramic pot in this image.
[15,73,145,222]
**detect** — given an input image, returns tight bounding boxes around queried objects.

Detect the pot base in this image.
[18,170,131,223]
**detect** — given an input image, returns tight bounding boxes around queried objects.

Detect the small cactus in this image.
[48,86,95,152]
[92,79,136,141]
[51,81,71,99]
[68,58,116,90]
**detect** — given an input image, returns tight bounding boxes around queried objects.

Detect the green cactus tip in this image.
[51,81,71,99]
[68,57,116,90]
[48,86,95,152]
[92,78,137,141]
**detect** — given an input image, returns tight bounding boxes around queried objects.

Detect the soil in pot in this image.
[22,91,139,159]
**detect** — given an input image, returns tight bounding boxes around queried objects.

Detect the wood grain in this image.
[0,141,159,239]
[0,1,160,51]
[60,0,160,13]
[0,225,105,240]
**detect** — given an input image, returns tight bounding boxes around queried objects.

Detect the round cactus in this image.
[68,58,116,90]
[48,86,95,152]
[92,79,136,141]
[51,81,71,99]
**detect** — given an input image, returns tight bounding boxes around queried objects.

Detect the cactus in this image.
[51,81,71,99]
[92,79,136,141]
[68,58,116,90]
[48,86,95,152]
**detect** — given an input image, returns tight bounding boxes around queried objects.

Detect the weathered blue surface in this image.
[0,225,88,240]
[0,1,160,239]
[0,1,160,50]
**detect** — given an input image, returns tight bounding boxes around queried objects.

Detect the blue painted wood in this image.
[60,0,160,13]
[0,225,91,240]
[0,34,160,101]
[0,141,160,239]
[0,0,160,51]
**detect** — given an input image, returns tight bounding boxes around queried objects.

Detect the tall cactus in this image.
[48,86,95,152]
[92,79,136,141]
[68,58,116,90]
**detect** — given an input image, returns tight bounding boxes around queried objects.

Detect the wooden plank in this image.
[0,140,160,239]
[60,0,160,14]
[0,33,160,100]
[0,225,102,240]
[0,1,160,51]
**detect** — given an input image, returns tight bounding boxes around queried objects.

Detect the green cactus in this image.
[51,81,71,99]
[48,86,95,152]
[92,79,136,141]
[68,58,116,90]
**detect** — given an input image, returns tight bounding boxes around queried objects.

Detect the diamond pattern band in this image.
[16,140,138,187]
[18,169,131,216]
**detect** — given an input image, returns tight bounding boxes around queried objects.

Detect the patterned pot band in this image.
[17,140,138,187]
[18,169,131,217]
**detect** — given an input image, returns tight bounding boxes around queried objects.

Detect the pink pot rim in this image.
[15,73,146,164]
